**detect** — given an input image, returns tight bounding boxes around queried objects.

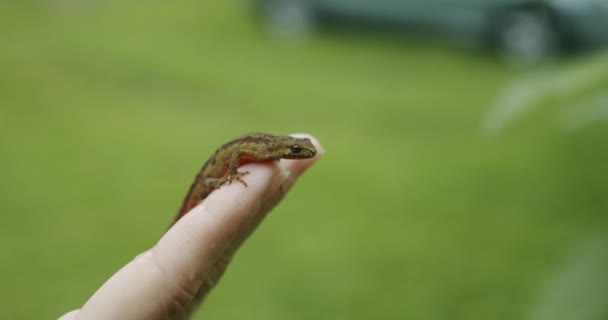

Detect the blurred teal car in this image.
[252,0,608,64]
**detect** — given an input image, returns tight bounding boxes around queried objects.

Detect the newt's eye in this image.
[291,144,302,153]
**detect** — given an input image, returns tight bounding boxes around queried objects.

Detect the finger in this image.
[75,135,323,320]
[57,310,79,320]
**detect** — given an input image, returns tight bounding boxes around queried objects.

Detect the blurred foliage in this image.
[1,1,607,319]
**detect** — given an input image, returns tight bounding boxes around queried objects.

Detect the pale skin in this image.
[59,134,323,320]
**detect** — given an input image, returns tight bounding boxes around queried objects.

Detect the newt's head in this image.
[279,136,317,159]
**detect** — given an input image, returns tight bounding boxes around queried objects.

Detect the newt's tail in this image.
[168,175,209,230]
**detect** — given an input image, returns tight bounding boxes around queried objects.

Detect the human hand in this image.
[59,134,323,320]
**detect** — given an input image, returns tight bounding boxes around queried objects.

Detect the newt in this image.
[170,133,317,227]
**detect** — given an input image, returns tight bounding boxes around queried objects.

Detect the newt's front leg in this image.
[204,151,250,189]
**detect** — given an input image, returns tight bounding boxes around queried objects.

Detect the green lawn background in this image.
[1,1,607,319]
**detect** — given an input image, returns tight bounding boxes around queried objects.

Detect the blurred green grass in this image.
[1,1,608,319]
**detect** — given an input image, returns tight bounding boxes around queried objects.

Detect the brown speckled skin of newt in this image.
[170,133,317,227]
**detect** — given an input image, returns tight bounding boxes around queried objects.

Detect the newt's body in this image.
[171,133,316,226]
